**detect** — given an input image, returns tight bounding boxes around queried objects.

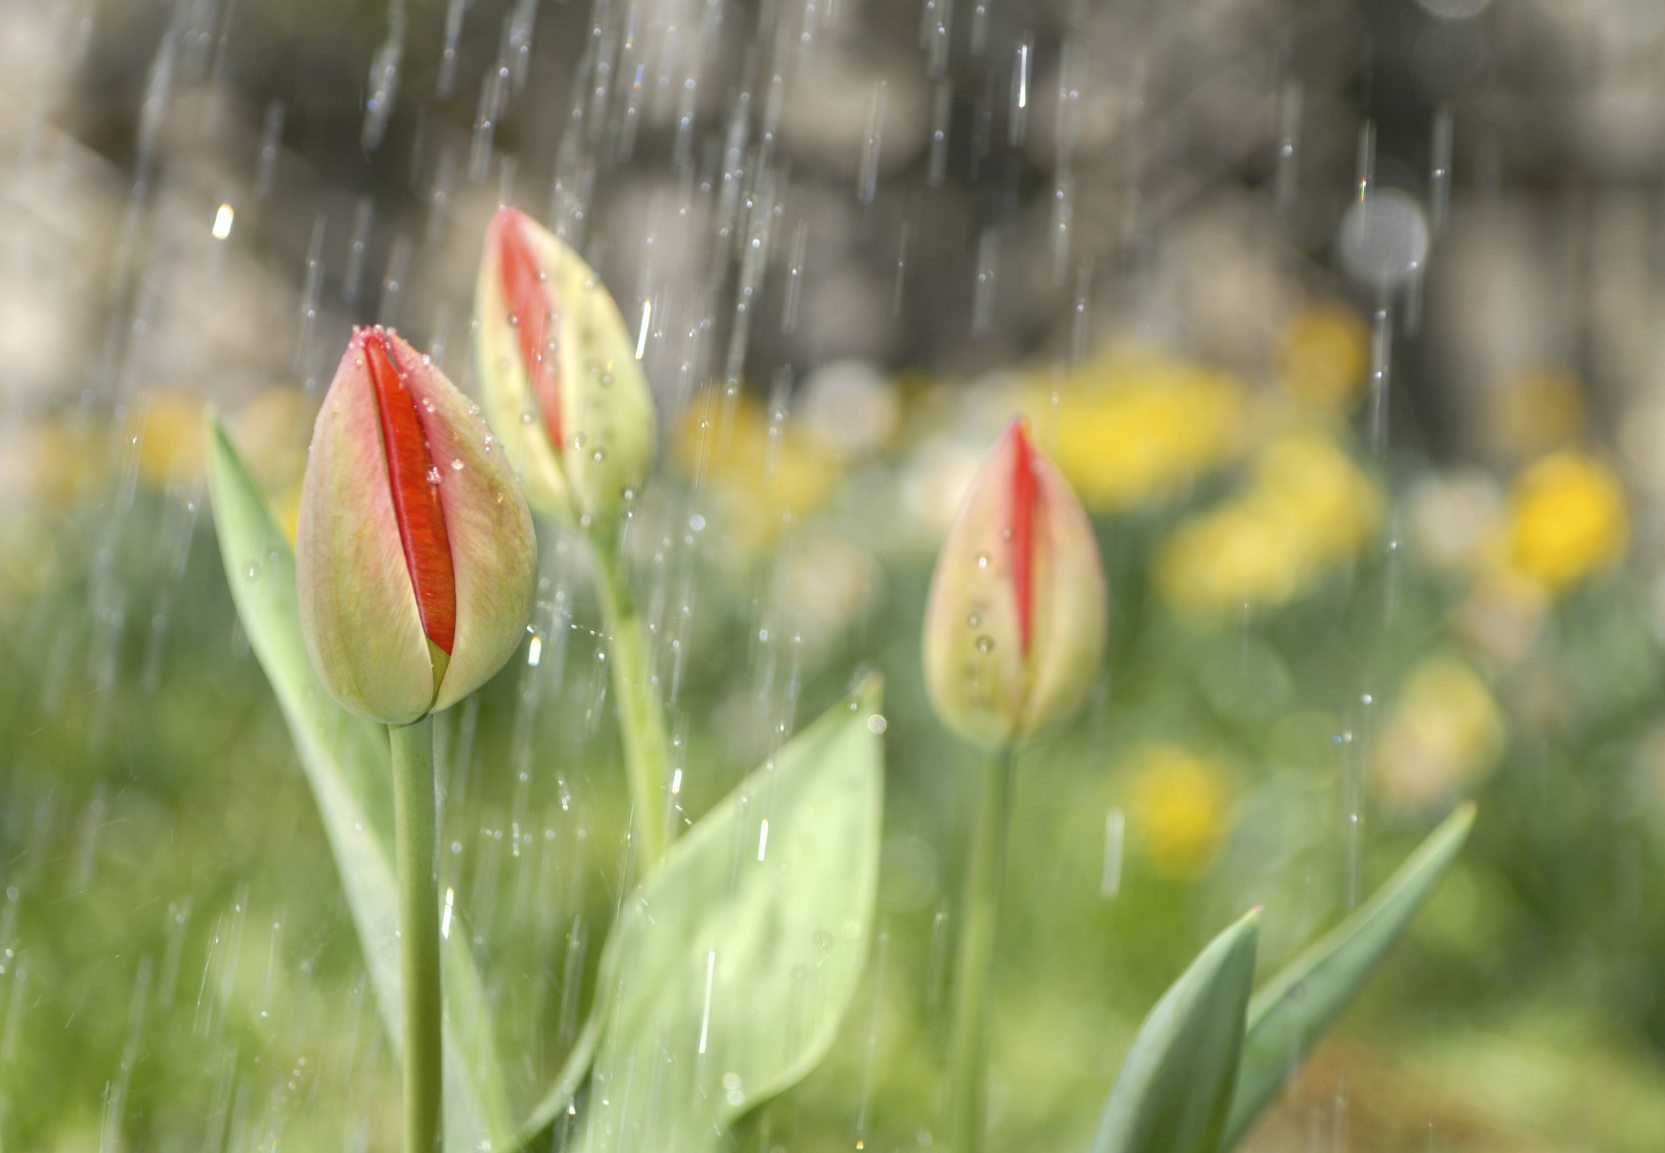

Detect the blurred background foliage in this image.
[7,0,1665,1151]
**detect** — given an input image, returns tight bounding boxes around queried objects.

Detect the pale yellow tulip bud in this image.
[923,419,1108,747]
[474,206,656,530]
[296,327,537,724]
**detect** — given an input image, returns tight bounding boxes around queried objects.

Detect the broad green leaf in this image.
[1093,910,1260,1153]
[1221,803,1476,1150]
[205,416,513,1149]
[566,679,886,1153]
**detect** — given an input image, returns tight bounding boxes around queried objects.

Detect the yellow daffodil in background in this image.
[0,415,106,614]
[1505,450,1627,595]
[1154,431,1382,617]
[1155,497,1307,612]
[1124,742,1232,879]
[136,392,208,489]
[131,386,315,542]
[1277,303,1369,412]
[672,388,842,554]
[10,415,109,510]
[229,386,315,497]
[1256,433,1382,558]
[1491,369,1586,461]
[1373,656,1504,814]
[1034,350,1250,512]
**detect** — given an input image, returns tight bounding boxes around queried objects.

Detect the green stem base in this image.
[390,716,443,1153]
[946,746,1017,1153]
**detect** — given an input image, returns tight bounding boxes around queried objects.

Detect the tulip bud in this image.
[297,327,537,724]
[475,206,656,529]
[923,419,1108,747]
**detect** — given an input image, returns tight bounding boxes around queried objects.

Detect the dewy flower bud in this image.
[475,205,656,529]
[923,418,1108,747]
[297,327,537,725]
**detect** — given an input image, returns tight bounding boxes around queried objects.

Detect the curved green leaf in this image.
[509,1002,601,1147]
[205,415,514,1149]
[1094,910,1260,1153]
[1222,803,1476,1149]
[567,679,886,1153]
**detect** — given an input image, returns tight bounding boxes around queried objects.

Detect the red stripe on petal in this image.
[496,208,564,451]
[363,329,457,655]
[1007,419,1038,658]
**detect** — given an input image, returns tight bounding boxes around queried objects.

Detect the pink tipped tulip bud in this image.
[297,326,537,724]
[923,418,1109,747]
[475,205,656,529]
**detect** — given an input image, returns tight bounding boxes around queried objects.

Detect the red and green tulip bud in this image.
[474,206,656,530]
[297,327,537,725]
[923,419,1108,747]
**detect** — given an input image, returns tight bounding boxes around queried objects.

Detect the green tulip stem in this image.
[946,742,1019,1153]
[389,715,443,1153]
[592,538,670,875]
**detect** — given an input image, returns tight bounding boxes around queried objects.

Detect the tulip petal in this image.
[923,426,1031,746]
[1010,421,1038,656]
[496,214,565,452]
[297,341,436,724]
[364,329,457,659]
[387,330,538,713]
[1018,440,1108,738]
[476,208,574,519]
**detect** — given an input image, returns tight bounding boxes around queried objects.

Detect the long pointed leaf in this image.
[1093,910,1260,1153]
[507,1002,602,1149]
[564,678,886,1153]
[1221,803,1476,1149]
[205,416,514,1148]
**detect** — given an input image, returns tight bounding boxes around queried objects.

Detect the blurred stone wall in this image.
[6,0,1665,474]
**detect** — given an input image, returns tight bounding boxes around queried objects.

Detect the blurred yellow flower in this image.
[1491,369,1585,460]
[136,392,207,489]
[1038,352,1250,512]
[672,388,841,553]
[1154,432,1382,616]
[229,387,315,492]
[128,386,313,499]
[1505,450,1627,594]
[1255,433,1382,559]
[1278,304,1369,411]
[1125,743,1231,879]
[16,416,109,509]
[1154,496,1306,613]
[1373,656,1504,814]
